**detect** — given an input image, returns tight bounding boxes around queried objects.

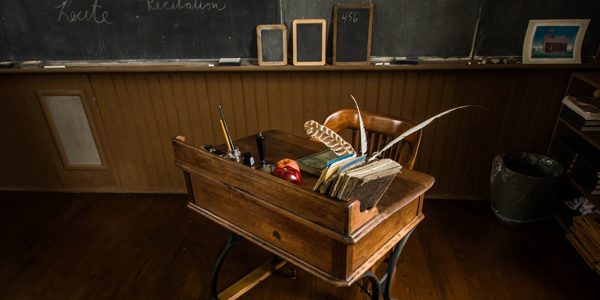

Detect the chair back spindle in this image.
[323,109,422,170]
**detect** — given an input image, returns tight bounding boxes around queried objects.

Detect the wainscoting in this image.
[0,67,574,198]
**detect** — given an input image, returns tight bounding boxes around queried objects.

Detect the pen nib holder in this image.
[225,148,242,163]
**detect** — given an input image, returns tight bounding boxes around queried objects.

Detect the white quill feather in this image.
[368,105,482,162]
[350,95,368,157]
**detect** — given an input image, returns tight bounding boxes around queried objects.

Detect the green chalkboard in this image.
[0,0,280,61]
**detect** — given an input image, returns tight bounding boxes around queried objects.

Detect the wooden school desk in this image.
[172,130,434,300]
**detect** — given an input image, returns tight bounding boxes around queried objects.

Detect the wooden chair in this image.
[323,109,422,169]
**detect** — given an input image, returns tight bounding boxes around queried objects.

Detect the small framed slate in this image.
[333,3,374,65]
[257,24,288,66]
[292,19,326,66]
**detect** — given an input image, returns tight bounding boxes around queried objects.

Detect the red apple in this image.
[272,166,302,185]
[275,158,300,173]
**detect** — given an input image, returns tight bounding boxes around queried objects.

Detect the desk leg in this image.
[382,229,413,300]
[358,229,414,300]
[359,271,381,300]
[210,233,241,300]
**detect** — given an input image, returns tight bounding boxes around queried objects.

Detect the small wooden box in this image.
[172,130,433,286]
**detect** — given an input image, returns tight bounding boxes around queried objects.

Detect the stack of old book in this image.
[550,137,600,195]
[310,153,401,209]
[567,214,600,274]
[561,95,600,131]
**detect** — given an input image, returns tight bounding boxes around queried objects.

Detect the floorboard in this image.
[0,192,598,299]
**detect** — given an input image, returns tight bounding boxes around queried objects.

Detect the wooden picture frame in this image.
[292,19,326,66]
[257,24,288,66]
[333,3,374,65]
[37,90,107,170]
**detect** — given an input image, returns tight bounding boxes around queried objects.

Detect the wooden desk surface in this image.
[173,130,434,286]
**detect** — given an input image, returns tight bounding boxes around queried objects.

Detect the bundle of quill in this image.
[304,120,355,156]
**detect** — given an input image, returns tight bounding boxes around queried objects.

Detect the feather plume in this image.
[368,105,482,162]
[304,120,355,156]
[350,95,368,157]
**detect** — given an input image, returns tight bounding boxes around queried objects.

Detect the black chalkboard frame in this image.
[292,19,327,66]
[257,24,288,66]
[333,3,374,65]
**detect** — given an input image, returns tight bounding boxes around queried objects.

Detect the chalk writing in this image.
[146,0,227,11]
[341,11,359,23]
[55,0,112,24]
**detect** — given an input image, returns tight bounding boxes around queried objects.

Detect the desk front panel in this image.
[189,172,347,280]
[189,173,425,284]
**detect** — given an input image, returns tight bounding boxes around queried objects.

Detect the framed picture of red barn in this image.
[522,19,590,64]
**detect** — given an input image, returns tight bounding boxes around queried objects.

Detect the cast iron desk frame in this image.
[208,230,414,300]
[174,130,434,300]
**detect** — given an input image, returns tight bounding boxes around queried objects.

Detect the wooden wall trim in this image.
[0,62,599,74]
[0,69,573,199]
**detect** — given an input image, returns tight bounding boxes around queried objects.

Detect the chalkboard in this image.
[333,3,373,65]
[0,0,599,61]
[0,0,279,61]
[257,25,287,66]
[476,0,600,57]
[284,0,599,59]
[293,19,326,66]
[284,0,482,59]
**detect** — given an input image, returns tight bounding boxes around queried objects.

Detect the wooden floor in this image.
[0,192,599,300]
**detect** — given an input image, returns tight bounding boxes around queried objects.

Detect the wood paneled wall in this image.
[0,69,571,199]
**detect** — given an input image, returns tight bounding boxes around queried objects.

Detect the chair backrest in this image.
[323,109,422,170]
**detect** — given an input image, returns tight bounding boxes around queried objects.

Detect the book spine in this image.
[581,127,600,132]
[563,96,600,121]
[563,97,591,119]
[562,108,600,127]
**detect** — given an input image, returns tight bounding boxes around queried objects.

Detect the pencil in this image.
[218,105,235,149]
[220,119,232,151]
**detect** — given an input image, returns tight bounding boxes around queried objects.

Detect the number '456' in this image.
[341,11,358,23]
